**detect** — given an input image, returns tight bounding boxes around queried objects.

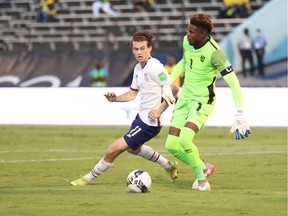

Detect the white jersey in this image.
[130,57,169,126]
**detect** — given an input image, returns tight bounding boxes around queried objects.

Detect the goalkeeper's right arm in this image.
[162,59,183,106]
[148,82,179,119]
[170,58,184,82]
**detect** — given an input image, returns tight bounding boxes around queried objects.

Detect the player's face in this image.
[186,24,202,47]
[132,41,152,66]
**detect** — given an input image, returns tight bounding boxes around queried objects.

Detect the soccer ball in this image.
[126,170,152,193]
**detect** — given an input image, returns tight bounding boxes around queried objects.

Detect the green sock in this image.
[179,127,205,180]
[193,160,206,180]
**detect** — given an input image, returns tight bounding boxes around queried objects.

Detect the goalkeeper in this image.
[149,13,251,191]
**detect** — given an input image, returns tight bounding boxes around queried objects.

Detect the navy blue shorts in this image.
[123,115,162,151]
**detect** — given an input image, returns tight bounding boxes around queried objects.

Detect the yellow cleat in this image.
[70,176,89,186]
[167,161,178,182]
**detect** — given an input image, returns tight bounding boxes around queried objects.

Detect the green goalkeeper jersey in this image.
[172,35,234,105]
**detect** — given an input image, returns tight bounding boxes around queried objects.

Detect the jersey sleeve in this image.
[170,58,184,82]
[222,69,243,109]
[130,68,138,91]
[147,63,170,86]
[211,50,232,74]
[211,50,243,108]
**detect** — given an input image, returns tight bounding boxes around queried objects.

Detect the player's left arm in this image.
[222,71,251,140]
[148,64,178,106]
[222,71,242,109]
[213,50,251,140]
[147,65,179,119]
[148,82,179,120]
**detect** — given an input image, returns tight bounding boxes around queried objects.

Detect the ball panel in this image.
[126,169,152,193]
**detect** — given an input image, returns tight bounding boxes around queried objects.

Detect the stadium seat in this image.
[0,0,270,51]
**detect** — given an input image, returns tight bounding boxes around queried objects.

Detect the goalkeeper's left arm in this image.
[223,72,251,140]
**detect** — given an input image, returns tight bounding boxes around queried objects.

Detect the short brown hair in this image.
[131,30,154,48]
[190,13,214,34]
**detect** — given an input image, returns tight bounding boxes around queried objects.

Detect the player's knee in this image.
[178,131,187,148]
[105,149,114,160]
[165,135,179,155]
[165,141,176,154]
[105,144,119,160]
[179,127,195,149]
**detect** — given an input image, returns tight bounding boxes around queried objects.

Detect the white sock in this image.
[137,145,170,170]
[85,157,113,182]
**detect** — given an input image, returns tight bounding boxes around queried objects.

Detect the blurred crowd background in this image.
[0,0,286,87]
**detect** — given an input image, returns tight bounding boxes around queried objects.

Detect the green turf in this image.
[0,126,287,216]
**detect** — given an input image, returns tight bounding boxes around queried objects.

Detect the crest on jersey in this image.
[144,73,148,81]
[200,55,205,62]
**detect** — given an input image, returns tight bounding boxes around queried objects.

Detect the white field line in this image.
[0,157,96,163]
[0,150,286,163]
[0,149,103,153]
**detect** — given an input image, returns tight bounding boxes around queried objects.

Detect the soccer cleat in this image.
[203,161,215,178]
[70,176,89,186]
[167,161,178,182]
[197,180,211,191]
[192,179,211,191]
[192,160,215,190]
[192,179,198,190]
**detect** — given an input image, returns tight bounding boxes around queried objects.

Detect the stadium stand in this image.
[2,0,280,87]
[0,0,270,51]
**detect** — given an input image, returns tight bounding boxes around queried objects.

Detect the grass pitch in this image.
[0,126,287,216]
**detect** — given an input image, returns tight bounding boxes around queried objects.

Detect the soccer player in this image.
[70,30,178,186]
[150,13,251,191]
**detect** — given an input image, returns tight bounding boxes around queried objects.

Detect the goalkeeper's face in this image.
[186,24,207,48]
[132,41,152,67]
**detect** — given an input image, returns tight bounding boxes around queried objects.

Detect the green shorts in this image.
[170,99,215,130]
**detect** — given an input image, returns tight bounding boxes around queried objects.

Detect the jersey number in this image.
[190,59,193,69]
[127,125,142,138]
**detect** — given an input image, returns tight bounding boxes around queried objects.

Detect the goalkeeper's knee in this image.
[165,134,181,156]
[178,127,196,150]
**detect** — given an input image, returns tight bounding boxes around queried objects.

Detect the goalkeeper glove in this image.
[162,84,175,106]
[230,109,251,140]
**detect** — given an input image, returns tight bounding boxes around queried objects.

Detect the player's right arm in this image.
[170,58,184,82]
[221,68,251,140]
[211,49,251,140]
[104,89,138,102]
[161,59,183,106]
[105,66,138,102]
